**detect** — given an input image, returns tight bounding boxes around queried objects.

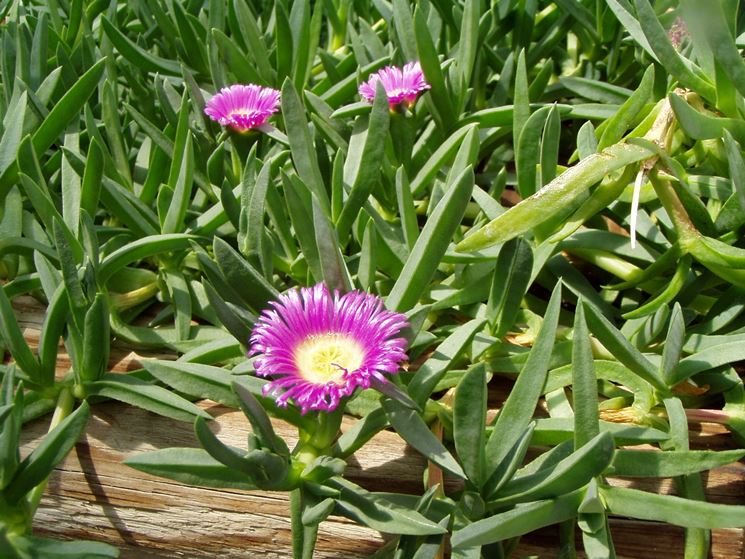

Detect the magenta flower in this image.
[204,84,281,132]
[250,283,409,414]
[359,62,431,107]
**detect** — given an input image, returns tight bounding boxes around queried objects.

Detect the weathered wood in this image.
[22,402,394,558]
[11,296,745,557]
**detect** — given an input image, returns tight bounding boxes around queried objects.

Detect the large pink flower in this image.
[250,284,409,414]
[204,84,280,132]
[359,62,431,108]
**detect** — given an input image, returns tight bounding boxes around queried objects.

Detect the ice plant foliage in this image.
[204,84,281,132]
[359,61,431,107]
[250,284,409,414]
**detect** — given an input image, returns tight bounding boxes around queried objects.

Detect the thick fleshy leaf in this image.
[457,142,652,251]
[583,302,668,393]
[337,80,389,240]
[601,485,745,529]
[571,302,600,449]
[632,0,715,102]
[489,432,614,506]
[5,402,90,503]
[281,79,329,212]
[387,166,474,311]
[451,490,583,548]
[142,360,240,408]
[453,364,487,487]
[32,58,107,156]
[102,18,182,75]
[328,477,447,536]
[0,284,42,385]
[194,416,287,487]
[232,379,290,456]
[485,283,562,469]
[382,398,466,479]
[487,238,533,337]
[213,237,279,312]
[124,447,258,490]
[9,535,119,559]
[408,318,486,408]
[98,234,196,285]
[86,374,211,423]
[608,448,745,477]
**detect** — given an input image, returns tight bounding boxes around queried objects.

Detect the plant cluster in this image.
[2,0,745,558]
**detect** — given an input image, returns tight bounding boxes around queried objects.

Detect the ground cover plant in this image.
[2,0,745,557]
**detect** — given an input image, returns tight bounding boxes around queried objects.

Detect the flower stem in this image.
[289,488,320,559]
[566,248,644,282]
[26,387,75,520]
[650,174,700,245]
[301,523,319,559]
[308,408,343,452]
[290,488,303,559]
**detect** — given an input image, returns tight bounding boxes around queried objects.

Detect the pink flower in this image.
[250,284,409,414]
[204,84,280,132]
[358,62,431,108]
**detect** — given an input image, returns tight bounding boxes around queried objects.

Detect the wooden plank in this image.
[22,402,391,558]
[21,400,745,558]
[11,295,745,557]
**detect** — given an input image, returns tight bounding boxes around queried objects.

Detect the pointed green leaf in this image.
[281,79,329,212]
[632,0,715,101]
[162,133,194,235]
[387,166,473,311]
[491,432,614,506]
[601,485,745,529]
[0,286,42,385]
[5,402,90,503]
[451,490,583,548]
[583,302,668,393]
[32,58,106,156]
[328,476,447,536]
[382,397,466,479]
[457,142,652,251]
[337,81,389,240]
[572,302,600,449]
[124,447,257,490]
[413,7,454,131]
[143,360,240,408]
[486,283,561,467]
[454,364,487,487]
[101,18,182,75]
[488,238,533,337]
[98,234,196,285]
[86,374,211,422]
[232,379,289,456]
[213,237,279,312]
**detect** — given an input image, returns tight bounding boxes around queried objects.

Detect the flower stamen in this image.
[294,333,365,386]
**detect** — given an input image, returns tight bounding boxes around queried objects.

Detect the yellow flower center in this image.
[294,333,365,385]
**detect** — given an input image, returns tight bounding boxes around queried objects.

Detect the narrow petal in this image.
[204,84,281,132]
[249,283,409,414]
[358,61,431,108]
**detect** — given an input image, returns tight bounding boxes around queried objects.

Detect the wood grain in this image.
[11,296,745,558]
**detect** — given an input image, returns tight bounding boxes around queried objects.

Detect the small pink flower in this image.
[359,62,431,108]
[250,283,409,414]
[204,84,281,132]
